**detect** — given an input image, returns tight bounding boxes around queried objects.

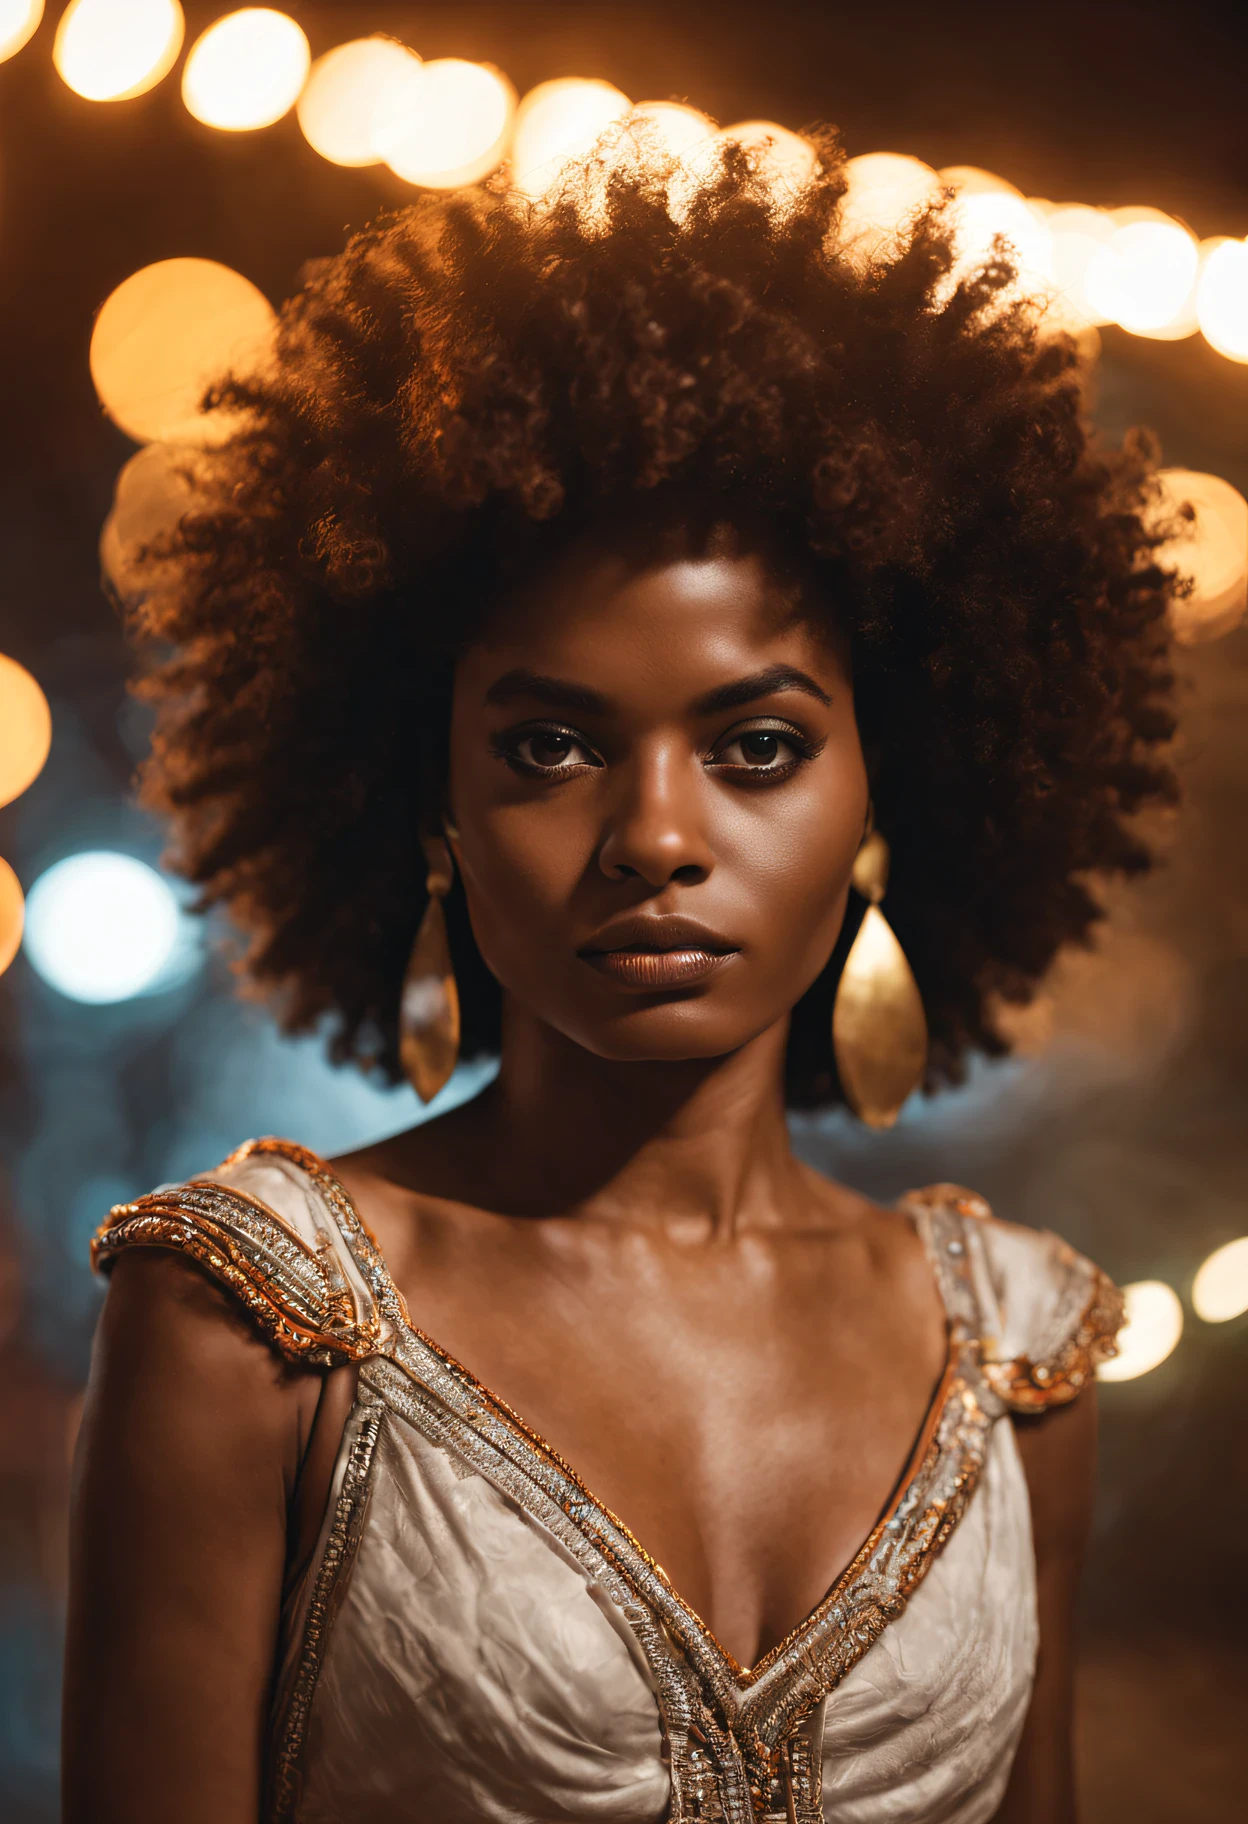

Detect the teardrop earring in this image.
[399,834,460,1104]
[832,825,927,1129]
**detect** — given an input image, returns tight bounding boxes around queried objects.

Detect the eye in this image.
[495,724,602,778]
[710,723,813,777]
[722,731,788,766]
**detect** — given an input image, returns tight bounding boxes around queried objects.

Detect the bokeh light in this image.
[296,35,420,168]
[0,653,52,809]
[90,256,275,445]
[719,120,817,199]
[23,852,188,1003]
[1043,203,1115,328]
[836,151,941,266]
[1196,235,1248,363]
[1154,468,1248,644]
[53,0,184,103]
[1192,1237,1248,1323]
[181,7,309,132]
[99,441,207,598]
[1085,215,1200,337]
[940,165,1052,296]
[623,102,719,220]
[510,77,632,199]
[375,56,515,189]
[1098,1280,1184,1382]
[625,100,716,161]
[0,857,23,978]
[0,0,42,65]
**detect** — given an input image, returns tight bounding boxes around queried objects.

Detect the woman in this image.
[64,135,1176,1823]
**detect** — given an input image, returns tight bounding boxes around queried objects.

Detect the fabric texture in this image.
[93,1141,1123,1824]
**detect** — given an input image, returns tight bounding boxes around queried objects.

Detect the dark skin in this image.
[64,536,1097,1822]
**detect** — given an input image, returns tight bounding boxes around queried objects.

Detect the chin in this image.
[557,1002,773,1065]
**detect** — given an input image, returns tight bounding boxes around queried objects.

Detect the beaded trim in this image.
[269,1386,385,1818]
[901,1182,1124,1412]
[981,1267,1124,1411]
[91,1178,381,1367]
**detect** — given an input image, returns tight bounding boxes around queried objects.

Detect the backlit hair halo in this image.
[107,131,1180,1119]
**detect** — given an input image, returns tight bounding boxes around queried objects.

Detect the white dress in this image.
[92,1138,1122,1824]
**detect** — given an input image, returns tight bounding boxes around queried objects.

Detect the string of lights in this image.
[0,7,1241,357]
[2,4,1247,1381]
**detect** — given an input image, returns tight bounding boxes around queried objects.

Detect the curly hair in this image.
[120,131,1179,1107]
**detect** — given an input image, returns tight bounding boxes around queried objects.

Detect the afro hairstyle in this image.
[119,130,1179,1106]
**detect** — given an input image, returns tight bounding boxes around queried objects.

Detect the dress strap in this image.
[901,1182,998,1343]
[91,1137,384,1368]
[900,1182,1124,1413]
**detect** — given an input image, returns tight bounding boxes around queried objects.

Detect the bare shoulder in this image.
[795,1159,936,1278]
[791,1160,947,1353]
[328,1094,507,1273]
[86,1248,318,1486]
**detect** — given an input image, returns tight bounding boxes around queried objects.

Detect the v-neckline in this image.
[399,1316,959,1686]
[252,1136,983,1692]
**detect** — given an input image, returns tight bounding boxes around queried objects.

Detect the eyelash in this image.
[491,719,822,784]
[491,724,603,779]
[710,720,820,782]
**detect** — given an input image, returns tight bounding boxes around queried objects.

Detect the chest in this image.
[274,1359,1035,1824]
[381,1217,948,1668]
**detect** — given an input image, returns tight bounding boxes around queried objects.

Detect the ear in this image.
[421,833,455,898]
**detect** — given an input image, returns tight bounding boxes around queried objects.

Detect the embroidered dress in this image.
[92,1139,1122,1824]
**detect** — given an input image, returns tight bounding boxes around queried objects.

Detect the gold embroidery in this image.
[91,1180,382,1367]
[900,1183,1126,1414]
[982,1267,1124,1411]
[900,1181,993,1223]
[269,1387,385,1819]
[781,1732,822,1824]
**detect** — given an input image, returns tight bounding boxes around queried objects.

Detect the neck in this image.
[470,1000,803,1235]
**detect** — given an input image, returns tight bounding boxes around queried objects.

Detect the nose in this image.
[597,742,713,888]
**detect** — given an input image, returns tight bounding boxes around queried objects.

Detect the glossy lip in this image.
[578,915,740,993]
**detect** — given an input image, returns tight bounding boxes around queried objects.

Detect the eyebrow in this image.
[483,661,832,719]
[691,665,832,715]
[484,670,614,715]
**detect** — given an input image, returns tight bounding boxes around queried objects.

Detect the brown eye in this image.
[527,732,574,766]
[714,727,805,771]
[500,726,601,776]
[739,732,780,765]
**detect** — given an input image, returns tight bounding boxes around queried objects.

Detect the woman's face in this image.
[448,533,868,1063]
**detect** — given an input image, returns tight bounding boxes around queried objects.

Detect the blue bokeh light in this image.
[22,851,199,1004]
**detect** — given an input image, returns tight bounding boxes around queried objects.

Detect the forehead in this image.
[462,543,843,702]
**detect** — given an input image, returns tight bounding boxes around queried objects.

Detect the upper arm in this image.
[993,1386,1098,1824]
[62,1249,320,1824]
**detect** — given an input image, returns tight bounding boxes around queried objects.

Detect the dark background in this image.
[1,3,1246,1816]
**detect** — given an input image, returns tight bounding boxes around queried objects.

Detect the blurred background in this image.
[1,2,1246,1818]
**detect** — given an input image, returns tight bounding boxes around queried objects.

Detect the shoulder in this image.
[902,1182,1124,1412]
[92,1136,384,1369]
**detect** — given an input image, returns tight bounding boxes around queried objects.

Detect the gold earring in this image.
[832,827,927,1129]
[399,835,460,1103]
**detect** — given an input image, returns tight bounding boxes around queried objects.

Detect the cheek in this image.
[448,747,595,969]
[462,805,590,919]
[725,739,868,920]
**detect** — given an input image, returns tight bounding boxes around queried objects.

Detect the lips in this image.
[578,916,739,992]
